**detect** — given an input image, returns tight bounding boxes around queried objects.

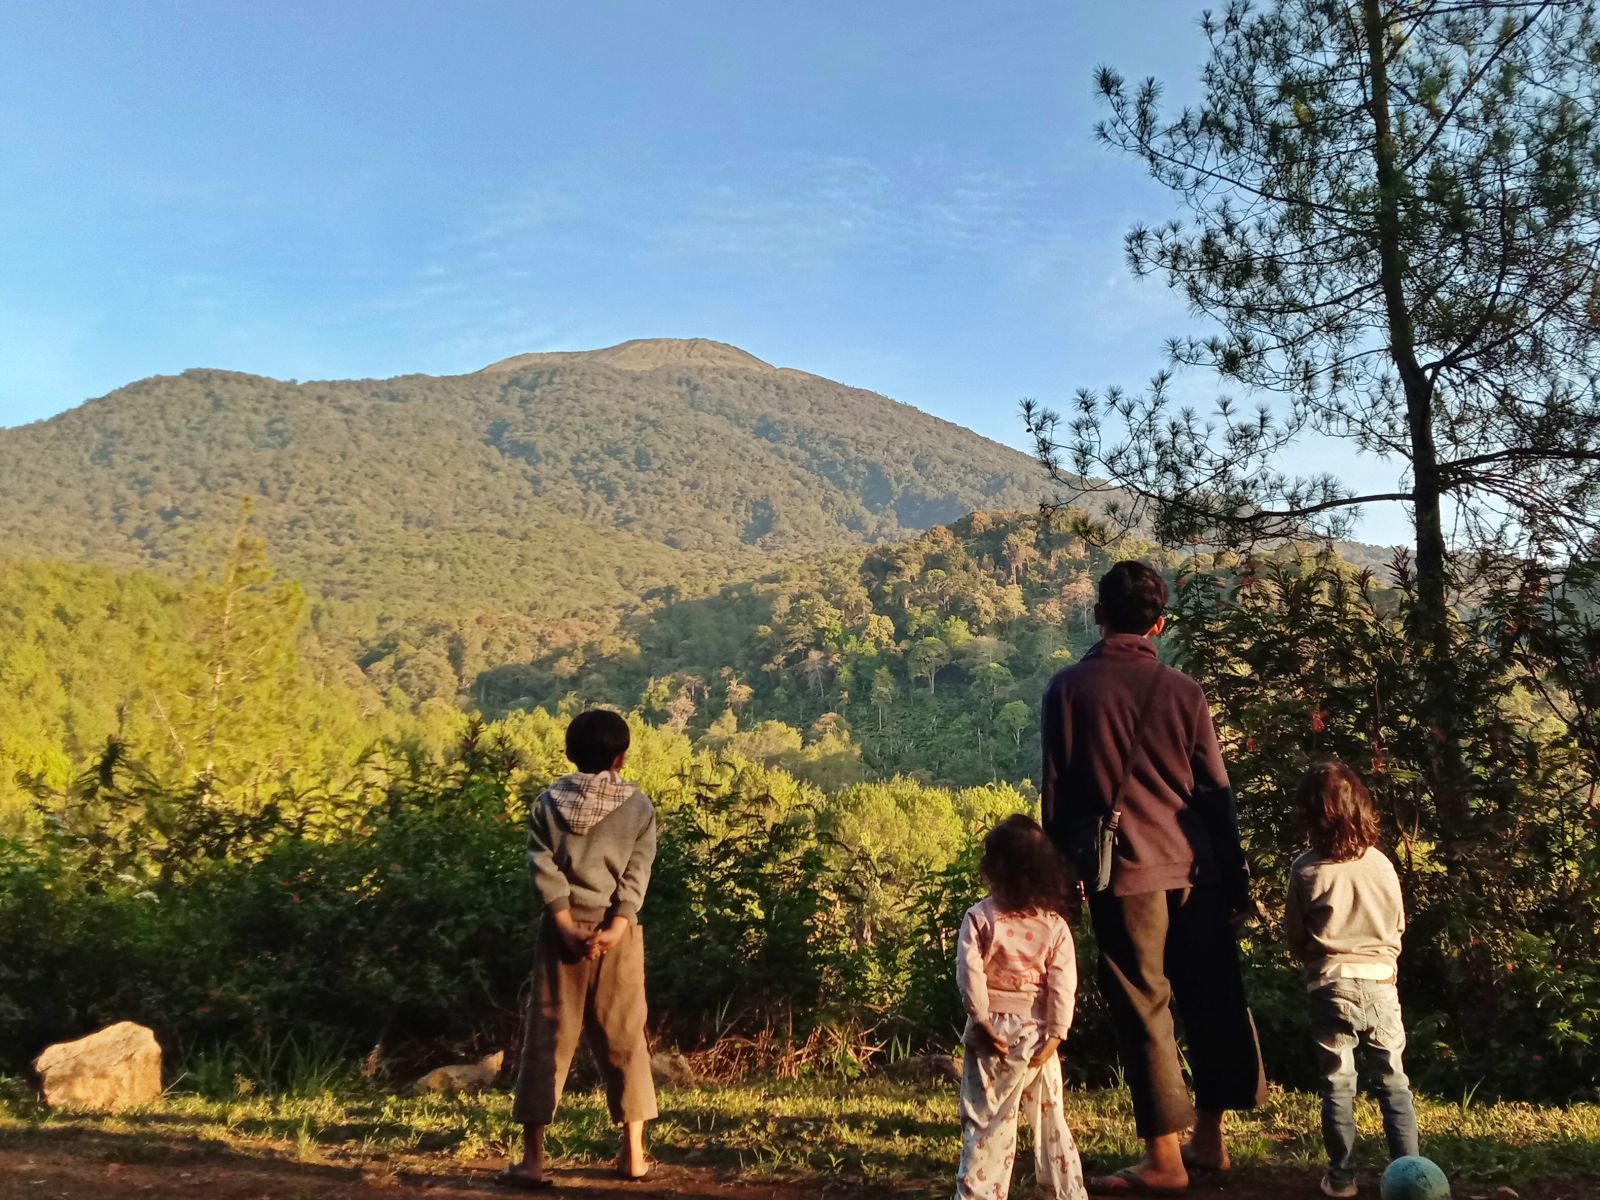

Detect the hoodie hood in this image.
[545,770,636,835]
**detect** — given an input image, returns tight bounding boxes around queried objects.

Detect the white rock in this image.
[650,1050,697,1085]
[33,1021,163,1111]
[408,1050,504,1095]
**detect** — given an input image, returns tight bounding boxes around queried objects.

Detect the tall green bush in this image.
[1,717,1029,1078]
[6,649,1594,1103]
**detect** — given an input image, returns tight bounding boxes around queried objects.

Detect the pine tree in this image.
[173,503,307,785]
[1027,0,1600,825]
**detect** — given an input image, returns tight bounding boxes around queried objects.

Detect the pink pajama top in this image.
[955,896,1078,1040]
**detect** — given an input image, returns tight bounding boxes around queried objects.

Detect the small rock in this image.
[353,1163,402,1188]
[407,1050,503,1096]
[32,1022,162,1111]
[1494,1188,1520,1200]
[878,1053,960,1085]
[650,1050,697,1085]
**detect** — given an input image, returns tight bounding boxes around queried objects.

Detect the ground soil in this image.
[0,1140,1593,1200]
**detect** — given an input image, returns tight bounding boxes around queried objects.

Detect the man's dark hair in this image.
[565,709,631,773]
[1097,560,1169,634]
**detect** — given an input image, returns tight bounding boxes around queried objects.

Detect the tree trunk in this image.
[203,557,241,776]
[1361,0,1468,834]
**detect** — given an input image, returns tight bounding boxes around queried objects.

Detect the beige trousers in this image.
[512,913,658,1125]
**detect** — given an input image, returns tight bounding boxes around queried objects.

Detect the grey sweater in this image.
[527,782,657,924]
[1283,846,1406,984]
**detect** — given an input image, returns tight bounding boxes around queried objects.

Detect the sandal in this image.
[1086,1166,1189,1196]
[492,1164,554,1191]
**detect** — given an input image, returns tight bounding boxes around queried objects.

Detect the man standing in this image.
[1042,561,1265,1196]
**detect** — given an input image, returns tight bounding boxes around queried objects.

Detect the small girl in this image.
[1283,760,1419,1199]
[954,813,1087,1200]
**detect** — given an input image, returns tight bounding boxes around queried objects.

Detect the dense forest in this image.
[472,509,1142,784]
[0,506,1120,813]
[3,518,1593,1103]
[0,338,1396,717]
[1,342,1594,1107]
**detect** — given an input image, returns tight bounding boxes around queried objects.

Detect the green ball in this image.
[1380,1156,1451,1200]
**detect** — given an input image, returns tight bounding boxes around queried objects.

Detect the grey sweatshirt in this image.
[1283,845,1406,984]
[527,774,657,924]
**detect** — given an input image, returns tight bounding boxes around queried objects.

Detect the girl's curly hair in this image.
[980,813,1073,918]
[1298,758,1380,862]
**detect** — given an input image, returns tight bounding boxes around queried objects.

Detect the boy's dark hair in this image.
[1097,560,1169,634]
[1298,759,1380,861]
[980,813,1072,918]
[565,709,631,774]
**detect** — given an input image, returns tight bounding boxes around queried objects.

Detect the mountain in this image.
[0,339,1048,622]
[480,336,777,375]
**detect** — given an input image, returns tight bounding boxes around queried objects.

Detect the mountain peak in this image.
[478,337,774,375]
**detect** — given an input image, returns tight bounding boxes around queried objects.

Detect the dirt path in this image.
[1,1140,1593,1200]
[0,1145,833,1199]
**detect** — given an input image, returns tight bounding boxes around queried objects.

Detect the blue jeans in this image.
[1309,979,1419,1184]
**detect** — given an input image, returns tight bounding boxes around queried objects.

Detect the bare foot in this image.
[617,1118,650,1180]
[1182,1108,1230,1173]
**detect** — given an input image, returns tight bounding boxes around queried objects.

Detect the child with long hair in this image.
[1284,760,1419,1199]
[954,813,1087,1200]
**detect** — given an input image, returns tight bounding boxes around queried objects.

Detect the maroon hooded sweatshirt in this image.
[1041,634,1247,899]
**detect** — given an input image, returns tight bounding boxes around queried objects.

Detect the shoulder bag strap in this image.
[1105,663,1168,833]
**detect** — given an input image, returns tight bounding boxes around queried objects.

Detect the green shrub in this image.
[5,637,1595,1105]
[1171,555,1600,1101]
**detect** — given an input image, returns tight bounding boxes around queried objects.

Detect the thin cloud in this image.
[651,152,1070,269]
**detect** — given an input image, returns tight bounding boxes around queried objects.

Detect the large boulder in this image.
[33,1021,163,1111]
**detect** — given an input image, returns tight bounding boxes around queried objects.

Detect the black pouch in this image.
[1065,665,1164,896]
[1062,810,1120,895]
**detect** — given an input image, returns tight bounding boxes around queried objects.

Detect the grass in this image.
[172,1031,362,1101]
[1,1074,1597,1190]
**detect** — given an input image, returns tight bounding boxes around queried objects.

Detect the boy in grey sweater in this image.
[1284,760,1418,1199]
[499,710,658,1190]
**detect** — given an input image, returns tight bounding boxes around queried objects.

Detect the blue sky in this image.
[0,1,1410,541]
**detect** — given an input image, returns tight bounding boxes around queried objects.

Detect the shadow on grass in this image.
[7,1083,1600,1199]
[0,1123,928,1199]
[0,1094,952,1193]
[0,1106,423,1146]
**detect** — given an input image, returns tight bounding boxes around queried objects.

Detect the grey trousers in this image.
[1310,979,1419,1184]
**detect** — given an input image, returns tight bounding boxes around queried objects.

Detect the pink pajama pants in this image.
[954,1014,1087,1200]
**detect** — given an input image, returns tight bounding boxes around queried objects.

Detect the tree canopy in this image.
[1030,0,1600,567]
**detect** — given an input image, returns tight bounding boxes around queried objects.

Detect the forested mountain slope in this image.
[0,508,1133,809]
[0,339,1046,620]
